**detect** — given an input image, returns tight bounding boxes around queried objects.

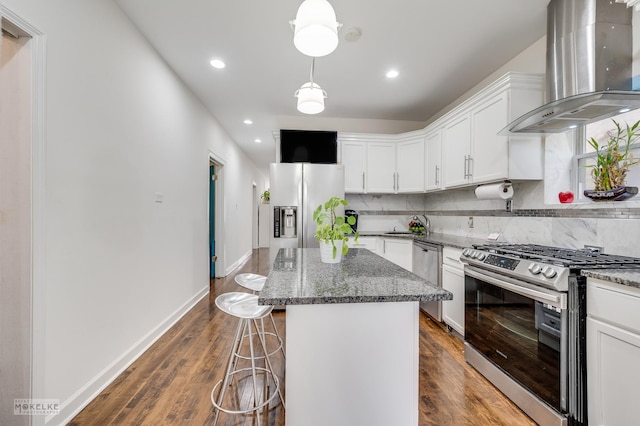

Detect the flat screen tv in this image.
[280,129,338,164]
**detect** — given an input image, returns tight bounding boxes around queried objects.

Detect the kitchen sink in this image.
[384,231,418,235]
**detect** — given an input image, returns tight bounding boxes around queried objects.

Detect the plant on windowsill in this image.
[584,119,640,201]
[313,196,358,263]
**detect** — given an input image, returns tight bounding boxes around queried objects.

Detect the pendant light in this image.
[295,58,327,114]
[291,0,341,57]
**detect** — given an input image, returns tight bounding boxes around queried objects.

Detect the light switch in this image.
[155,193,163,203]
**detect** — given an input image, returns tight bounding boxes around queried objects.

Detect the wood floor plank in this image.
[70,248,534,426]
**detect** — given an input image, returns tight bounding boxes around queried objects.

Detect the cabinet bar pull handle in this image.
[435,165,439,186]
[396,172,399,191]
[468,155,473,179]
[362,172,365,191]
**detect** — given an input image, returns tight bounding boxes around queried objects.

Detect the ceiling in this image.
[114,0,549,171]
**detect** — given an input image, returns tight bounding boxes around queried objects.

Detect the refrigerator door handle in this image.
[301,168,307,248]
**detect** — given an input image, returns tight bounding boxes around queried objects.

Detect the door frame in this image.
[208,152,225,277]
[1,4,46,424]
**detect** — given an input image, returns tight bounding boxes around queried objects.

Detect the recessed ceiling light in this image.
[254,138,262,143]
[210,59,226,69]
[619,108,631,113]
[386,69,399,79]
[244,119,253,125]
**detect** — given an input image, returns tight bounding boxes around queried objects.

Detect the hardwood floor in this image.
[70,248,535,426]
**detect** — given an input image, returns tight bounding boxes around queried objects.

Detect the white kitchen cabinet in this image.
[424,130,442,191]
[470,91,509,183]
[396,136,425,192]
[341,140,367,193]
[587,278,640,426]
[340,132,425,194]
[382,239,413,271]
[440,73,544,188]
[442,115,471,188]
[442,247,464,336]
[347,236,380,255]
[366,142,397,193]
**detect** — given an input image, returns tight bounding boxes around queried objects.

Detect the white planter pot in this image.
[319,240,343,263]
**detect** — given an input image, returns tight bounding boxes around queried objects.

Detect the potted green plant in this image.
[260,189,270,204]
[312,196,358,263]
[584,119,640,201]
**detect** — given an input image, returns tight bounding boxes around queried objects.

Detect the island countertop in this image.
[258,247,452,306]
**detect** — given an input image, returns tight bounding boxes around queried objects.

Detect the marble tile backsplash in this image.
[346,179,640,258]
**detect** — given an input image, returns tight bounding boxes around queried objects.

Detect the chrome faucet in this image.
[421,215,430,234]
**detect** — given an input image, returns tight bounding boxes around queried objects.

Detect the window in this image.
[574,109,640,201]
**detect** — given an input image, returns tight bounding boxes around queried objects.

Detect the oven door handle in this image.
[465,266,567,309]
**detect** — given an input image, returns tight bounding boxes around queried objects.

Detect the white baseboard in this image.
[50,285,210,425]
[224,249,252,276]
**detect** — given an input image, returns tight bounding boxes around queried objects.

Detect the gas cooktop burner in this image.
[472,243,640,269]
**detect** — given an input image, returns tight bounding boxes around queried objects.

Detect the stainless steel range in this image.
[461,243,640,426]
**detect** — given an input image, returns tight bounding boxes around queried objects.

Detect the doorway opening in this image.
[0,11,41,426]
[209,161,216,278]
[209,155,224,278]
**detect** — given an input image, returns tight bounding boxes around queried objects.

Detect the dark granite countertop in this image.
[355,231,488,249]
[259,248,453,306]
[581,269,640,289]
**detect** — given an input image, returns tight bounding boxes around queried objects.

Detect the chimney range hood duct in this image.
[504,0,640,134]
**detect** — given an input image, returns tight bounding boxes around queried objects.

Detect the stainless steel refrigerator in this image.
[269,163,345,264]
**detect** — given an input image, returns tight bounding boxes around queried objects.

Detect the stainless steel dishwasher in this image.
[411,239,443,321]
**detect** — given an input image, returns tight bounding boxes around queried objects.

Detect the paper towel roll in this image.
[475,182,514,200]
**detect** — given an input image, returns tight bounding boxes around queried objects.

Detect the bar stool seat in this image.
[235,273,285,361]
[211,292,285,425]
[235,273,267,292]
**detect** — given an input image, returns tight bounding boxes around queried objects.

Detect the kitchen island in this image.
[259,248,452,426]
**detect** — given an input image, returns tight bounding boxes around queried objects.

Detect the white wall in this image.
[425,36,546,126]
[2,0,266,423]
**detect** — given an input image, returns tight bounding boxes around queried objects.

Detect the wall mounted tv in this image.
[280,129,338,164]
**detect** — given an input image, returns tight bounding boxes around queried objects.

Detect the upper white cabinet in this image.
[341,133,425,194]
[342,140,367,193]
[396,136,425,192]
[340,73,544,194]
[471,92,510,182]
[424,130,442,191]
[442,114,471,188]
[441,73,545,188]
[366,142,397,193]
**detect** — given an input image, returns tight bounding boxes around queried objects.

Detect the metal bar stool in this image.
[234,273,286,361]
[211,292,285,425]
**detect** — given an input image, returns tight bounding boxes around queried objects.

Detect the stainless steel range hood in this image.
[504,0,640,134]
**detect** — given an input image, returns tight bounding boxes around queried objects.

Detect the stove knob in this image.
[542,266,557,279]
[463,249,471,257]
[528,263,542,275]
[477,253,486,261]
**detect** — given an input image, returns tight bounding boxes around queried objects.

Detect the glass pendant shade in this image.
[292,0,340,57]
[295,82,326,114]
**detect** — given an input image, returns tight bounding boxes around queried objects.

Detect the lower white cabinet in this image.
[442,247,464,336]
[381,239,413,271]
[587,278,640,426]
[347,236,412,271]
[347,236,380,254]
